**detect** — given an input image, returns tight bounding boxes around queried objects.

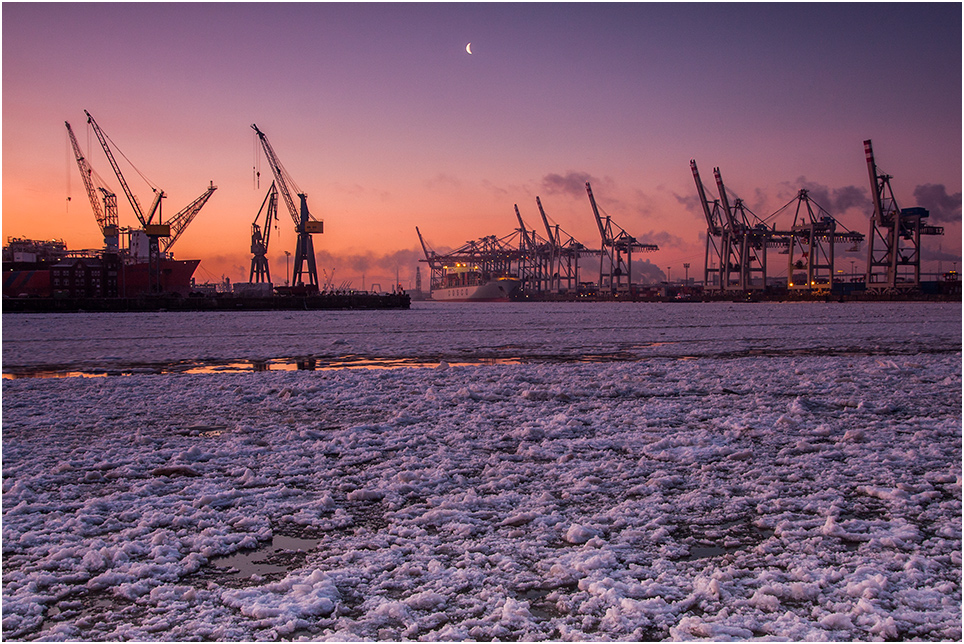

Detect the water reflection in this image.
[3,356,524,379]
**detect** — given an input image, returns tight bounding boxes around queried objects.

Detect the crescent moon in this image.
[466,42,472,54]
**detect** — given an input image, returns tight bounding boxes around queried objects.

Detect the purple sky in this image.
[4,3,961,287]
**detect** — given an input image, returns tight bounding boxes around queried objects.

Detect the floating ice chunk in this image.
[436,360,450,371]
[748,587,781,611]
[819,612,855,630]
[405,591,446,611]
[496,597,534,628]
[501,512,538,527]
[346,489,384,502]
[178,446,213,462]
[564,523,598,544]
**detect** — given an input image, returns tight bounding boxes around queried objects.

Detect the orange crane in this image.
[251,124,323,293]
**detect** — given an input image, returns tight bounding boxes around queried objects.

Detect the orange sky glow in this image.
[3,4,961,290]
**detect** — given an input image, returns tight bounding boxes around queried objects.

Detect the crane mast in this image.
[250,182,278,283]
[251,124,323,292]
[66,121,119,253]
[863,139,943,291]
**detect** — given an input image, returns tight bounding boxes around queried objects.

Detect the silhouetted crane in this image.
[251,124,323,293]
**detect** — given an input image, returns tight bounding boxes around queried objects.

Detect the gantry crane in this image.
[779,189,863,292]
[690,160,728,289]
[514,205,551,293]
[863,139,943,291]
[586,182,658,294]
[66,121,119,254]
[84,110,215,293]
[536,196,590,294]
[249,182,278,283]
[251,124,323,293]
[712,168,770,291]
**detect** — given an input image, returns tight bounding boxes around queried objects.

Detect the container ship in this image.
[2,236,199,299]
[430,263,520,302]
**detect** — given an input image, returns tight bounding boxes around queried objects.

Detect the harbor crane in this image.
[863,139,943,291]
[84,110,216,292]
[586,182,658,294]
[690,160,728,289]
[514,205,549,293]
[249,182,278,283]
[66,121,119,254]
[536,196,589,294]
[778,189,863,292]
[251,124,323,293]
[712,168,770,291]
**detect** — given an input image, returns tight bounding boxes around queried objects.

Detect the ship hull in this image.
[432,278,520,302]
[116,259,200,297]
[2,269,51,298]
[3,259,199,299]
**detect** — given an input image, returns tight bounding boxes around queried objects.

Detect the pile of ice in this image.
[3,350,960,640]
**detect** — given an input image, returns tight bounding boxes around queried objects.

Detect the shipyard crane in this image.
[863,139,943,291]
[250,182,279,283]
[251,124,323,293]
[84,110,215,293]
[66,121,119,254]
[586,182,658,294]
[85,110,168,291]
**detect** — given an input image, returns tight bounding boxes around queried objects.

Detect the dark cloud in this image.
[831,185,869,213]
[541,171,599,198]
[792,178,871,215]
[629,258,665,284]
[673,191,705,219]
[913,184,962,223]
[639,230,687,250]
[314,248,424,274]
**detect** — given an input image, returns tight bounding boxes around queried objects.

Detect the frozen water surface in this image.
[2,302,961,640]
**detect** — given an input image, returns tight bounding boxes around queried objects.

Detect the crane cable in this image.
[253,130,261,190]
[88,120,160,193]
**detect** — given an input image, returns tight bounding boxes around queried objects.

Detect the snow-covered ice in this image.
[2,302,960,641]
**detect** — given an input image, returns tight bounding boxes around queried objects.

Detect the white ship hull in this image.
[432,278,519,302]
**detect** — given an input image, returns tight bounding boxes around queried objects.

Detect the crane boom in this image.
[713,168,741,231]
[251,123,316,227]
[864,139,888,227]
[535,196,558,245]
[586,182,609,242]
[66,121,112,233]
[690,160,722,236]
[161,182,217,253]
[415,226,436,262]
[85,110,148,226]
